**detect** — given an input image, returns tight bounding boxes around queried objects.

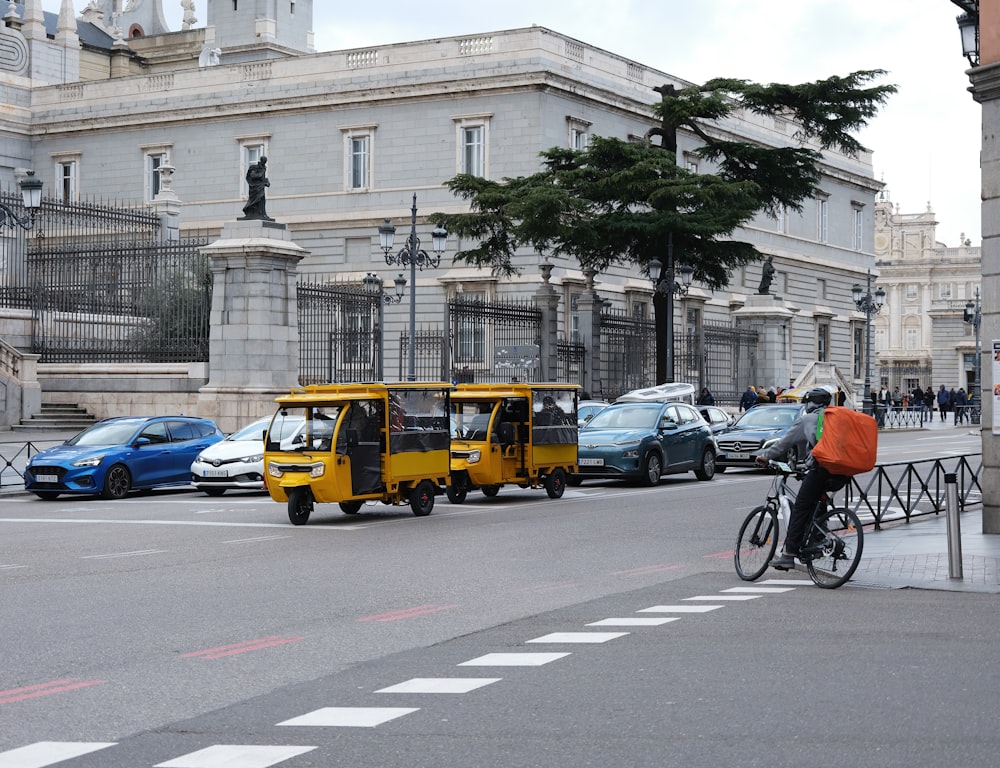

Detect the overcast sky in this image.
[61,0,982,246]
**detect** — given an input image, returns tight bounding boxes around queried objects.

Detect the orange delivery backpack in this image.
[811,406,878,476]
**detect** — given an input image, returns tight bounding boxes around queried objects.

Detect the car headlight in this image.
[761,438,778,450]
[241,454,264,463]
[72,455,104,468]
[615,439,642,447]
[194,454,208,464]
[622,449,640,458]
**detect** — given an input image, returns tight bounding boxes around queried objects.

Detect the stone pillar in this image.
[197,220,308,433]
[732,294,795,392]
[970,59,1000,533]
[577,268,602,398]
[534,261,561,381]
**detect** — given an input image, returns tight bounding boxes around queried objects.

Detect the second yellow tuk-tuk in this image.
[263,382,451,524]
[447,383,579,502]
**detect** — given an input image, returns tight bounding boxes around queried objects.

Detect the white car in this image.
[190,416,300,496]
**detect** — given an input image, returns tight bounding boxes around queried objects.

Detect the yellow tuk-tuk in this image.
[264,382,451,524]
[447,383,579,502]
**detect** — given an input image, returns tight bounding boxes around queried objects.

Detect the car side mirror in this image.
[659,420,677,431]
[134,437,151,447]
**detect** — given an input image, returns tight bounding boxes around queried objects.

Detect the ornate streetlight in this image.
[951,1,980,67]
[377,193,447,381]
[852,270,885,415]
[648,234,694,383]
[0,170,43,231]
[361,272,407,381]
[964,285,982,414]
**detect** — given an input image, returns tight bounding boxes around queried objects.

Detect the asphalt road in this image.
[1,429,992,767]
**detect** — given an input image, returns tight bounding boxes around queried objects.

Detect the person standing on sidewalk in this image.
[936,385,951,422]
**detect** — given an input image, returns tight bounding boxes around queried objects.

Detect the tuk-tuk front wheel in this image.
[481,484,501,498]
[287,486,314,526]
[410,480,436,516]
[446,472,469,504]
[339,500,363,515]
[545,467,567,499]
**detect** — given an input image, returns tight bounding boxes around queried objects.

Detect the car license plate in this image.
[578,458,604,466]
[202,469,230,478]
[35,474,59,483]
[727,452,750,460]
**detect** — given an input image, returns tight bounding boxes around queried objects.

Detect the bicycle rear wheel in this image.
[734,504,780,581]
[805,507,864,589]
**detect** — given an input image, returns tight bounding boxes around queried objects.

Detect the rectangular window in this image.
[462,126,483,176]
[939,283,952,299]
[343,306,373,364]
[817,322,829,363]
[567,117,591,151]
[570,294,581,343]
[905,327,919,351]
[905,284,917,300]
[853,326,864,379]
[56,159,78,204]
[815,197,829,243]
[237,135,269,198]
[853,206,864,250]
[143,145,171,202]
[350,136,369,190]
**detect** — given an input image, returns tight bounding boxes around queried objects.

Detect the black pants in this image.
[785,465,845,555]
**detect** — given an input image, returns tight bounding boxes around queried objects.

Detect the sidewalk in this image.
[4,427,1000,593]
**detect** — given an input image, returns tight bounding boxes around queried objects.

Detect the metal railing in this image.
[0,439,66,491]
[845,453,982,529]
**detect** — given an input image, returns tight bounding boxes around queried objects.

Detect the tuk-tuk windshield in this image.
[268,406,340,453]
[532,389,578,445]
[387,387,450,454]
[453,401,497,440]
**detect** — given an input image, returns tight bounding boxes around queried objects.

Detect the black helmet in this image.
[802,387,832,408]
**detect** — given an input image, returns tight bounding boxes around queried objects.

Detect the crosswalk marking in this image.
[587,617,679,626]
[376,678,502,694]
[684,594,760,601]
[0,742,116,768]
[459,652,570,666]
[526,631,629,644]
[637,604,722,613]
[277,707,418,727]
[722,586,797,593]
[154,745,316,768]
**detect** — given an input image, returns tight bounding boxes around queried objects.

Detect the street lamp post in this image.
[0,170,43,231]
[852,270,885,416]
[648,233,694,383]
[361,272,406,381]
[964,285,982,414]
[378,193,447,381]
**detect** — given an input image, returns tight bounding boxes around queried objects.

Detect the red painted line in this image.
[704,550,737,559]
[182,636,302,660]
[0,678,105,705]
[357,604,457,622]
[611,564,686,576]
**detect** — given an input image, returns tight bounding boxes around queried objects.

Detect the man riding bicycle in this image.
[754,387,847,570]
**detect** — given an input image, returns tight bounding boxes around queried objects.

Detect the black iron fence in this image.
[676,321,758,406]
[297,277,382,385]
[846,454,982,529]
[398,330,447,381]
[600,308,655,402]
[444,297,542,384]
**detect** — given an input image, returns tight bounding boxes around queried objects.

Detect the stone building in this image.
[872,190,982,398]
[0,0,887,420]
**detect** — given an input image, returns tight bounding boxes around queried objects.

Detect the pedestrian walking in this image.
[739,386,758,412]
[936,384,950,422]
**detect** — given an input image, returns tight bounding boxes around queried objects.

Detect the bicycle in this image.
[734,459,864,589]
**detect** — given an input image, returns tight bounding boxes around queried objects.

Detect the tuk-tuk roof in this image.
[615,382,695,404]
[275,381,452,406]
[451,383,581,401]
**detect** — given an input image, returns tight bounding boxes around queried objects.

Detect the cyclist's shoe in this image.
[770,552,796,570]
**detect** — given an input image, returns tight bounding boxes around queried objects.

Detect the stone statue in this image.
[181,0,197,29]
[240,156,274,221]
[757,255,775,295]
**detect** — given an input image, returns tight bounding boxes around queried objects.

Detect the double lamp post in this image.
[852,270,885,415]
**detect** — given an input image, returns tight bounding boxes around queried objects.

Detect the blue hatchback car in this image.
[573,401,718,486]
[25,416,224,500]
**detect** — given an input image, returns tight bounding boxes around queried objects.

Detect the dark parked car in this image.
[715,404,806,472]
[573,400,717,486]
[24,416,224,500]
[698,405,736,434]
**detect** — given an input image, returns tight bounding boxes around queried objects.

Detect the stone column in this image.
[970,58,1000,533]
[197,220,308,433]
[577,268,601,398]
[534,261,561,381]
[732,294,795,392]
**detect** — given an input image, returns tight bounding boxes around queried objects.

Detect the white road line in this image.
[0,518,359,531]
[0,742,116,768]
[526,632,629,644]
[376,678,502,694]
[458,652,570,666]
[637,605,723,613]
[721,586,797,593]
[155,745,316,767]
[684,595,760,601]
[277,707,418,727]
[587,617,679,626]
[222,535,291,544]
[82,549,167,560]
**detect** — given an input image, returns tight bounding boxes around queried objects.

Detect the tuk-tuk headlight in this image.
[467,449,481,464]
[309,463,325,478]
[267,462,283,478]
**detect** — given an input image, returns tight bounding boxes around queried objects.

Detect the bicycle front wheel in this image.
[806,507,864,589]
[735,504,780,581]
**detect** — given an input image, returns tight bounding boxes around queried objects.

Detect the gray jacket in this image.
[760,407,822,466]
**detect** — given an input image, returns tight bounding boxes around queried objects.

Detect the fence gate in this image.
[600,308,655,401]
[297,277,382,384]
[6,194,212,363]
[445,297,543,384]
[676,321,758,405]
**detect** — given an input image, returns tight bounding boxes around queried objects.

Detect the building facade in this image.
[1,0,886,414]
[873,191,982,398]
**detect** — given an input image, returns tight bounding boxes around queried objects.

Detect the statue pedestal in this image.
[733,293,796,391]
[197,220,309,432]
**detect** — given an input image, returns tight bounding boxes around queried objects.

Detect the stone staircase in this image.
[11,403,96,432]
